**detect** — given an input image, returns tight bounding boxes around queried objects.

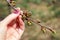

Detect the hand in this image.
[0,7,25,40]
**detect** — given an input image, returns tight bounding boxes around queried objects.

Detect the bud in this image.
[27,21,32,26]
[41,27,46,33]
[10,1,16,6]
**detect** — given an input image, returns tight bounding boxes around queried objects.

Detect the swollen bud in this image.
[51,30,56,34]
[41,27,46,33]
[10,1,16,6]
[27,21,32,26]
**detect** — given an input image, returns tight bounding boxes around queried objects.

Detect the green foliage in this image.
[17,0,29,9]
[20,3,29,9]
[29,0,42,4]
[48,6,56,11]
[46,0,52,3]
[54,10,60,18]
[38,11,45,18]
[22,0,30,3]
[22,0,42,5]
[29,9,36,15]
[0,3,4,9]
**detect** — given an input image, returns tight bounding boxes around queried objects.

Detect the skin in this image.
[0,7,25,40]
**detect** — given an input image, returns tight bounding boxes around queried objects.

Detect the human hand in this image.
[0,7,25,40]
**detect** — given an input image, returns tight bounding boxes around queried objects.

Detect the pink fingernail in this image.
[13,9,19,14]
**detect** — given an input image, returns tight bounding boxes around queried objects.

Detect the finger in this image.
[1,7,20,25]
[7,19,16,27]
[18,15,25,30]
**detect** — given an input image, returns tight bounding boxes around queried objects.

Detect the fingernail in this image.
[13,9,19,14]
[13,7,20,14]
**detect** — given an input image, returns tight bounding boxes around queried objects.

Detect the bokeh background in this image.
[0,0,60,40]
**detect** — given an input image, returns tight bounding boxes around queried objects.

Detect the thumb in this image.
[1,7,21,25]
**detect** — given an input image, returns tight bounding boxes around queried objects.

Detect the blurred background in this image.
[0,0,60,40]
